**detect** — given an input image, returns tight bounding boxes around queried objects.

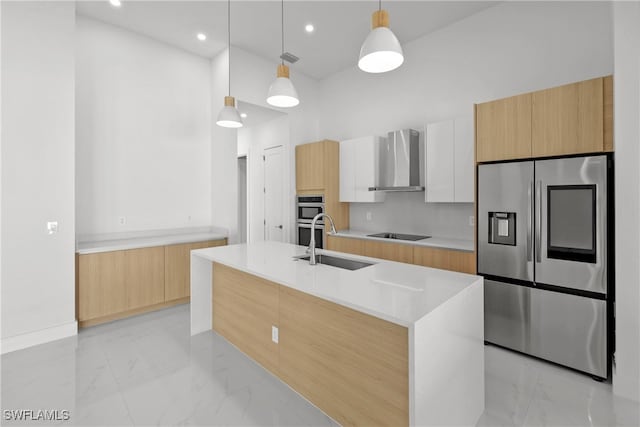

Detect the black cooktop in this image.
[367,232,431,241]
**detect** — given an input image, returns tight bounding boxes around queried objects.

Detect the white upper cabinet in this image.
[340,136,385,203]
[425,116,474,203]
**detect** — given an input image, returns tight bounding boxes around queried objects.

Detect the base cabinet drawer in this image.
[413,246,476,274]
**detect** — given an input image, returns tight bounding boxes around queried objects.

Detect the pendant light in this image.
[267,0,299,108]
[217,0,243,128]
[358,0,404,73]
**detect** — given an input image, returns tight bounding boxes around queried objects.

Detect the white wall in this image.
[613,0,640,402]
[1,1,77,352]
[318,1,613,239]
[211,47,320,244]
[75,17,212,236]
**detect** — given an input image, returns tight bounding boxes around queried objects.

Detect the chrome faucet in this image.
[307,213,337,265]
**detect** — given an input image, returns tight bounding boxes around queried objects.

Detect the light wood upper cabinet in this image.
[363,240,414,264]
[296,140,350,230]
[165,239,227,301]
[532,77,604,157]
[212,263,280,375]
[476,93,532,162]
[124,246,165,310]
[476,76,613,163]
[296,142,326,192]
[425,117,474,203]
[78,251,126,321]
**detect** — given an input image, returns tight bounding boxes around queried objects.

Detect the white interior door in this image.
[264,145,284,242]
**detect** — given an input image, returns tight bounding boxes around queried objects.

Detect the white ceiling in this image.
[76,1,498,80]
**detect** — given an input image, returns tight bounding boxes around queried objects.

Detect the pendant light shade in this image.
[267,0,299,108]
[267,64,299,108]
[358,8,404,73]
[216,96,243,128]
[217,0,243,128]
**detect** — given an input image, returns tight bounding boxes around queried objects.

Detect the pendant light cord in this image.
[228,0,231,96]
[281,0,284,65]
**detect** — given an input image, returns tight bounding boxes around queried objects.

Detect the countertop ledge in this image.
[331,229,474,252]
[192,241,482,326]
[76,227,228,254]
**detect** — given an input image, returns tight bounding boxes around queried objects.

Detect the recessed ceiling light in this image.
[305,24,314,33]
[240,113,247,118]
[109,0,122,8]
[196,33,207,41]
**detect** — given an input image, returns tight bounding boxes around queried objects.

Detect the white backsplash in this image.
[349,192,474,241]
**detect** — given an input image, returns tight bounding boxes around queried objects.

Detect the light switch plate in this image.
[271,325,279,344]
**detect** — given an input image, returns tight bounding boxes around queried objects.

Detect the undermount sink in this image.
[293,254,375,271]
[367,232,431,241]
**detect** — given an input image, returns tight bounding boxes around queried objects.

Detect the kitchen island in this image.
[191,241,484,426]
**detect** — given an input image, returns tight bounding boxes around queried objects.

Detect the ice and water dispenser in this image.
[488,212,516,246]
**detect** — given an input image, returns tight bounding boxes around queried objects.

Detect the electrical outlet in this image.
[187,215,192,223]
[366,212,372,221]
[271,325,279,344]
[118,216,126,226]
[468,215,475,227]
[47,221,58,235]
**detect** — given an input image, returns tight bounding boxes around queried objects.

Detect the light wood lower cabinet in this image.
[326,235,365,255]
[211,263,409,427]
[77,238,226,326]
[363,240,414,264]
[78,251,127,321]
[279,286,409,427]
[413,246,476,274]
[165,239,227,301]
[328,235,476,274]
[125,246,165,310]
[212,263,279,374]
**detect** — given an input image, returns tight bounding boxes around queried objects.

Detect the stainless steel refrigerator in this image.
[478,155,612,378]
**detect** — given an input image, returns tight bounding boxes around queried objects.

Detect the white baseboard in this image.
[1,321,78,354]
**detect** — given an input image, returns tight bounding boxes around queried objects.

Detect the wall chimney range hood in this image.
[369,129,424,192]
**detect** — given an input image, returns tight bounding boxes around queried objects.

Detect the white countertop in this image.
[331,229,474,252]
[193,241,482,327]
[77,227,227,254]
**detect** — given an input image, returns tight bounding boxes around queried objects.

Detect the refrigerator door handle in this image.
[527,181,533,261]
[535,180,542,263]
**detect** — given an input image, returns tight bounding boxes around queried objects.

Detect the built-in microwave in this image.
[296,195,324,223]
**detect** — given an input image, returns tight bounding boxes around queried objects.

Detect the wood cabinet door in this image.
[413,246,476,274]
[78,251,126,321]
[164,239,226,301]
[212,263,279,375]
[363,240,413,264]
[279,285,409,427]
[125,246,165,310]
[296,142,325,192]
[326,235,365,256]
[476,93,532,162]
[532,77,604,157]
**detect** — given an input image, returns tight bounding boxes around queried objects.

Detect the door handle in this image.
[276,225,283,229]
[535,180,542,263]
[527,181,533,262]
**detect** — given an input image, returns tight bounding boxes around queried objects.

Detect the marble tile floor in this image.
[1,304,638,426]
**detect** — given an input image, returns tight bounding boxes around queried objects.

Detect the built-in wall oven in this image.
[296,195,324,248]
[478,155,613,379]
